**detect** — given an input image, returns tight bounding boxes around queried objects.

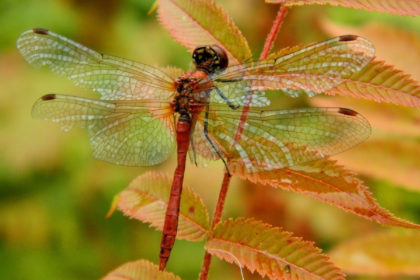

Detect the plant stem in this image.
[198,5,287,279]
[260,5,288,60]
[199,172,231,280]
[211,173,232,228]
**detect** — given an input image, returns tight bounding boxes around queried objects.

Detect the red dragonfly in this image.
[17,28,374,270]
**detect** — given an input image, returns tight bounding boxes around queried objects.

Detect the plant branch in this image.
[198,5,288,280]
[260,5,288,60]
[199,172,231,280]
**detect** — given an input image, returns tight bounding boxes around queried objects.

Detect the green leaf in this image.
[157,0,252,65]
[266,0,420,16]
[330,230,420,276]
[206,218,345,280]
[117,171,209,241]
[102,259,181,280]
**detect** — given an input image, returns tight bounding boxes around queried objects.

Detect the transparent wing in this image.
[212,35,375,99]
[196,105,371,172]
[32,94,175,166]
[17,28,175,101]
[209,80,271,108]
[188,120,219,167]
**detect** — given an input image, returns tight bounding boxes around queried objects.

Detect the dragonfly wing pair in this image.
[18,29,177,166]
[18,29,374,170]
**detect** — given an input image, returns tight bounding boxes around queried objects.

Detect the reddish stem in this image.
[199,172,231,280]
[199,5,287,279]
[211,173,232,228]
[260,5,288,61]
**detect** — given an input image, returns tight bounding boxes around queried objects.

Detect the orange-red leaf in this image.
[330,230,420,276]
[325,59,420,108]
[117,171,209,241]
[231,159,420,229]
[157,0,252,64]
[206,218,345,280]
[266,0,420,16]
[102,259,181,280]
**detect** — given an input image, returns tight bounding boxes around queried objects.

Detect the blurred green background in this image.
[1,0,420,279]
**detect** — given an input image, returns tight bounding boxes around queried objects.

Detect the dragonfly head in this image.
[192,45,228,74]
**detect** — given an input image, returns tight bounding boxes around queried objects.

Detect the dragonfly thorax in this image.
[175,75,197,93]
[173,70,212,116]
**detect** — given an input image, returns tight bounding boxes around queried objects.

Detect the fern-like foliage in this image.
[330,230,420,276]
[102,259,181,280]
[231,158,420,229]
[266,0,420,16]
[117,171,209,241]
[206,218,345,280]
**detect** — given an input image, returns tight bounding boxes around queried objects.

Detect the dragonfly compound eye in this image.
[192,45,228,73]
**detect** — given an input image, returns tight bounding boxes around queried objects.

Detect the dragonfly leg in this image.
[214,86,239,110]
[203,103,231,175]
[189,133,198,166]
[214,77,243,83]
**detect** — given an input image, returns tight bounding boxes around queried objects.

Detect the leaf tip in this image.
[106,194,120,218]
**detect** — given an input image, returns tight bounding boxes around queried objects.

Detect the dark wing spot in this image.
[338,107,358,116]
[33,28,49,35]
[188,206,195,214]
[41,94,56,101]
[339,35,358,42]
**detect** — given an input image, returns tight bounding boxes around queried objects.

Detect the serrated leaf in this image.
[206,218,345,280]
[329,230,420,276]
[231,159,420,229]
[117,171,209,241]
[266,0,420,16]
[102,259,181,280]
[157,0,252,64]
[325,59,420,108]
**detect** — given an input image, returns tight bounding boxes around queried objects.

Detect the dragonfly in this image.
[17,28,374,270]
